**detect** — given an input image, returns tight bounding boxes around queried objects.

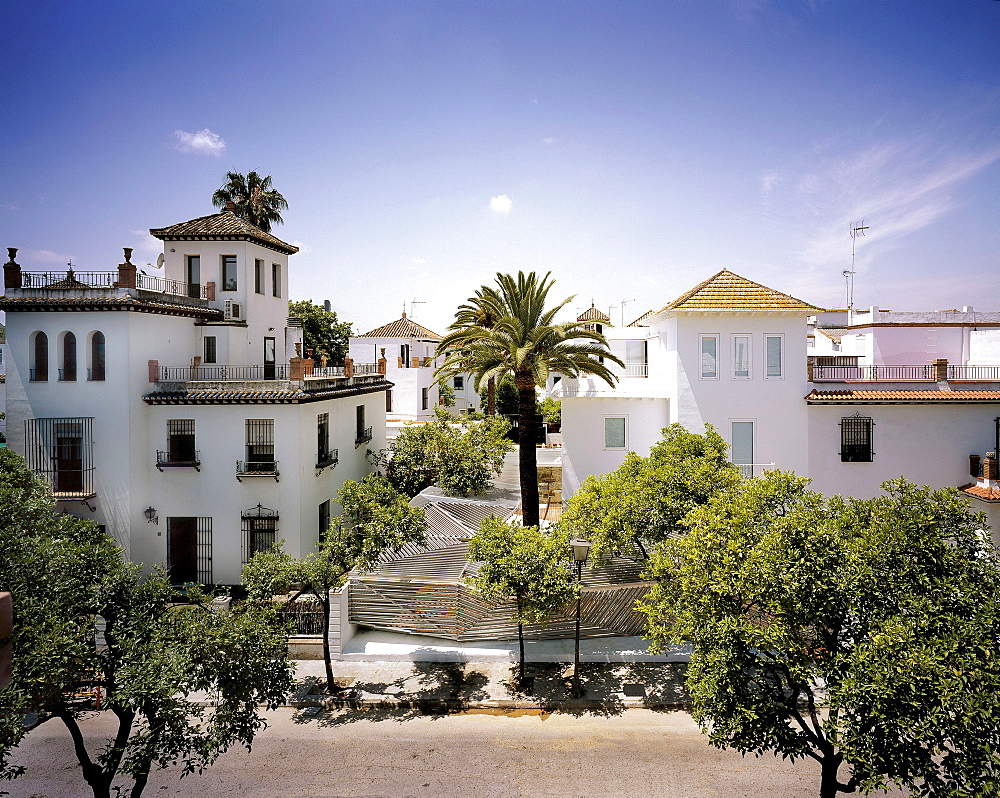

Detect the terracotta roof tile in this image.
[806,389,1000,403]
[577,304,611,322]
[359,314,441,339]
[627,309,655,327]
[0,296,222,318]
[143,379,390,405]
[959,483,1000,502]
[149,211,298,255]
[662,269,820,313]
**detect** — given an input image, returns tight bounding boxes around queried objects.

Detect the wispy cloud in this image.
[411,257,427,265]
[29,249,76,266]
[173,128,226,157]
[543,137,560,145]
[131,230,162,256]
[760,170,783,195]
[489,194,513,213]
[291,240,313,255]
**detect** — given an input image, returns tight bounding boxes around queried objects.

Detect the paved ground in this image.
[8,707,909,797]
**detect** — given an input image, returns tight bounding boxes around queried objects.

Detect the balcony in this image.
[316,449,339,471]
[948,365,1000,381]
[355,426,373,447]
[58,368,78,381]
[236,460,280,481]
[156,450,201,471]
[811,364,935,382]
[13,269,209,301]
[158,364,289,381]
[624,364,648,378]
[734,462,775,479]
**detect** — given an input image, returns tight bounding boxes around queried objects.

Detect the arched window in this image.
[61,332,77,381]
[31,332,48,381]
[89,332,106,381]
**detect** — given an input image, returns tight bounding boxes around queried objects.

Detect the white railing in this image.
[735,463,775,479]
[625,364,648,378]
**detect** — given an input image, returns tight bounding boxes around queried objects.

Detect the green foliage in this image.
[385,408,513,498]
[287,299,352,363]
[437,381,456,408]
[539,397,561,426]
[642,471,1000,797]
[436,271,623,527]
[560,423,740,562]
[467,517,577,678]
[243,473,425,691]
[485,374,521,417]
[211,170,288,232]
[0,448,293,798]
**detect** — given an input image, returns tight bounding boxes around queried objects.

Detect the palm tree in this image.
[436,285,503,416]
[436,272,623,527]
[212,171,288,232]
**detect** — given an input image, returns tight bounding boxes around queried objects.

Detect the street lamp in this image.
[570,538,591,698]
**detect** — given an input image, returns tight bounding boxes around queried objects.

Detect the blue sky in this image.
[2,0,998,334]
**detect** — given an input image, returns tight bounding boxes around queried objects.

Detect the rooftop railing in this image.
[948,365,1000,381]
[21,270,116,289]
[811,364,935,381]
[158,364,289,381]
[135,273,208,299]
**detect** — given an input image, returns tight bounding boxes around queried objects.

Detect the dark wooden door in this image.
[168,518,198,584]
[54,436,83,492]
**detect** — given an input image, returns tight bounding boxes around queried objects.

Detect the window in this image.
[319,500,331,542]
[764,335,784,379]
[385,389,393,413]
[221,255,238,291]
[255,259,264,294]
[241,505,278,563]
[732,335,751,379]
[24,417,94,496]
[700,335,719,379]
[626,340,648,377]
[731,421,754,477]
[31,331,48,381]
[400,344,410,367]
[60,332,77,381]
[355,404,371,445]
[840,416,874,462]
[271,263,280,297]
[89,332,106,381]
[454,375,464,390]
[604,417,626,449]
[167,517,212,584]
[317,413,336,467]
[245,419,274,467]
[422,387,429,410]
[203,335,217,364]
[167,419,197,464]
[186,255,201,298]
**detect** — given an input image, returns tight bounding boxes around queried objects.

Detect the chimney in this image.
[324,299,331,313]
[225,201,236,212]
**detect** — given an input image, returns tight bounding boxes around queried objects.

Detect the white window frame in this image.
[732,334,751,380]
[730,418,756,478]
[764,333,784,380]
[603,416,627,450]
[700,334,720,380]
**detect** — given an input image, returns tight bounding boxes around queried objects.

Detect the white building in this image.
[556,269,1000,536]
[348,313,480,428]
[1,209,390,585]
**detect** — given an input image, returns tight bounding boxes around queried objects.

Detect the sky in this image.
[2,0,998,335]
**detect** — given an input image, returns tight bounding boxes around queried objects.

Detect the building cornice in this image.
[143,380,392,405]
[0,296,222,320]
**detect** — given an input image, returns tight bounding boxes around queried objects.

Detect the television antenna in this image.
[846,220,869,321]
[409,298,426,319]
[620,298,635,327]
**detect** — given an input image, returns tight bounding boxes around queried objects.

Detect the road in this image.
[9,708,908,797]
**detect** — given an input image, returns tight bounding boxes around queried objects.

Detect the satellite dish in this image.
[155,253,165,269]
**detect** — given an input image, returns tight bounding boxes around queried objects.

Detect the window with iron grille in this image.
[242,505,279,563]
[24,417,95,496]
[245,419,274,467]
[840,416,874,462]
[167,420,197,463]
[167,517,212,584]
[317,413,332,466]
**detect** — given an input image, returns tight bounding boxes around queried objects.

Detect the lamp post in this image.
[570,538,591,699]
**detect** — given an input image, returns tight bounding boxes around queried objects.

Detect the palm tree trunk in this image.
[516,377,540,527]
[486,377,496,416]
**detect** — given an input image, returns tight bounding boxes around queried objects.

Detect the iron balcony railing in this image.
[812,364,935,381]
[158,364,289,381]
[29,368,47,381]
[87,367,106,381]
[353,363,379,375]
[135,273,208,299]
[734,463,775,479]
[316,449,339,470]
[156,450,201,470]
[624,364,648,378]
[311,366,346,377]
[58,368,77,381]
[236,460,280,480]
[948,365,1000,381]
[20,270,117,289]
[355,426,373,446]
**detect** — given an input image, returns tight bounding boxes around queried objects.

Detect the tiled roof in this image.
[806,389,1000,403]
[627,309,655,327]
[359,314,441,339]
[662,269,820,312]
[143,379,390,405]
[959,483,1000,502]
[149,211,298,255]
[578,304,610,322]
[816,327,849,343]
[0,296,222,319]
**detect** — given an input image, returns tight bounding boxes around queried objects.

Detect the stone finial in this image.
[4,248,21,289]
[123,247,133,264]
[5,247,17,265]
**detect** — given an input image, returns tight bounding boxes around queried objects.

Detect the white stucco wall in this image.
[971,330,1000,365]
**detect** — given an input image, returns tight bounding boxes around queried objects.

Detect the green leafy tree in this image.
[211,170,288,232]
[437,381,456,408]
[0,449,292,798]
[436,271,622,527]
[382,408,512,498]
[243,473,425,692]
[561,423,740,562]
[287,299,353,363]
[539,397,561,427]
[467,517,576,686]
[642,471,1000,798]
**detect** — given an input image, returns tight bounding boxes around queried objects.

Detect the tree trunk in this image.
[517,621,526,686]
[486,377,496,417]
[819,753,845,798]
[516,378,540,527]
[321,591,336,693]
